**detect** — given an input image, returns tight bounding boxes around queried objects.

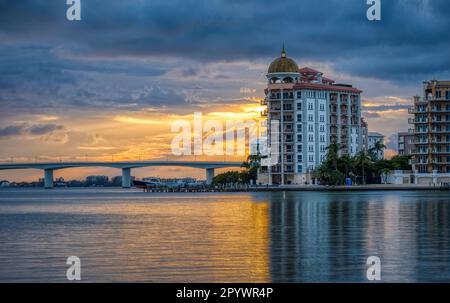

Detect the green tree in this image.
[241,154,262,184]
[368,140,386,161]
[354,151,371,185]
[325,143,341,170]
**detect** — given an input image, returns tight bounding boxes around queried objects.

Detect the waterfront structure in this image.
[0,161,241,188]
[361,118,369,151]
[409,80,450,173]
[367,132,385,160]
[86,176,109,186]
[0,180,10,188]
[398,130,415,156]
[259,47,364,185]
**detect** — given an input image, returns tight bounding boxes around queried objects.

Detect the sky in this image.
[0,0,450,181]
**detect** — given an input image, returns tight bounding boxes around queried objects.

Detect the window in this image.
[297,134,302,142]
[446,91,450,99]
[308,124,313,132]
[297,155,303,162]
[308,114,313,122]
[297,124,302,132]
[436,91,442,99]
[297,144,303,152]
[320,135,325,143]
[320,145,325,152]
[308,134,313,142]
[283,104,292,110]
[320,125,325,132]
[308,102,313,110]
[297,102,302,110]
[297,165,303,172]
[319,104,325,111]
[319,115,325,122]
[297,114,302,122]
[308,144,314,152]
[309,155,314,162]
[297,91,302,99]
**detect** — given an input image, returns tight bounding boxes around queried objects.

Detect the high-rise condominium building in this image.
[410,80,450,173]
[259,47,364,185]
[398,130,415,156]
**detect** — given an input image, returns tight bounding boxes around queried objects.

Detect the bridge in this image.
[0,161,243,188]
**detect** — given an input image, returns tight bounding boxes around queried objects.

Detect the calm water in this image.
[0,188,449,282]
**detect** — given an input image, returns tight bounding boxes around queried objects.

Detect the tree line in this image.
[213,141,411,186]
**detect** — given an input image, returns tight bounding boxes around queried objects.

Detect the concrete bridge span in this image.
[0,161,243,188]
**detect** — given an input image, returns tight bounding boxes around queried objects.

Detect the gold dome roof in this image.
[268,46,299,74]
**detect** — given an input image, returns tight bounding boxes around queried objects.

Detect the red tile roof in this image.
[299,67,322,74]
[293,82,362,93]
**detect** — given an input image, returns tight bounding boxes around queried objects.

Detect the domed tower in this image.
[266,44,300,84]
[260,45,300,186]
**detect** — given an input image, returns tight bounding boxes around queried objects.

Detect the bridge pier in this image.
[122,168,131,188]
[206,168,214,185]
[44,169,54,189]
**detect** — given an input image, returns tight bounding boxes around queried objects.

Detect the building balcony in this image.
[431,119,450,123]
[414,97,428,104]
[415,129,429,133]
[431,108,450,113]
[412,150,429,155]
[431,151,450,155]
[409,118,428,124]
[431,129,450,134]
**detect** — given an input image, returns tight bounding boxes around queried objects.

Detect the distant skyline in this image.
[1,0,450,181]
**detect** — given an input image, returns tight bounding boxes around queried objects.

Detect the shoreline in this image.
[244,184,447,192]
[142,184,448,192]
[1,184,448,192]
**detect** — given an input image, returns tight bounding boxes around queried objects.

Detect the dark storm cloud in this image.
[0,0,449,115]
[362,104,410,111]
[0,124,27,137]
[0,123,65,137]
[363,112,381,118]
[28,123,64,135]
[1,0,449,81]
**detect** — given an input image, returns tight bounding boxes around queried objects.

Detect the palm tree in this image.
[339,154,354,178]
[369,140,386,161]
[355,151,371,185]
[241,154,262,184]
[325,143,341,171]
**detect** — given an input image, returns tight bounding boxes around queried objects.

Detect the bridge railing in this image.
[0,154,247,164]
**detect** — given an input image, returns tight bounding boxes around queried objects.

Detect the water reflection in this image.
[268,191,450,282]
[0,189,449,282]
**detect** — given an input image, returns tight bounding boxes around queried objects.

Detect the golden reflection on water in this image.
[109,197,270,282]
[0,192,270,282]
[2,189,450,282]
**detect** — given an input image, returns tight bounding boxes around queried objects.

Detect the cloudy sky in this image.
[0,0,449,181]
